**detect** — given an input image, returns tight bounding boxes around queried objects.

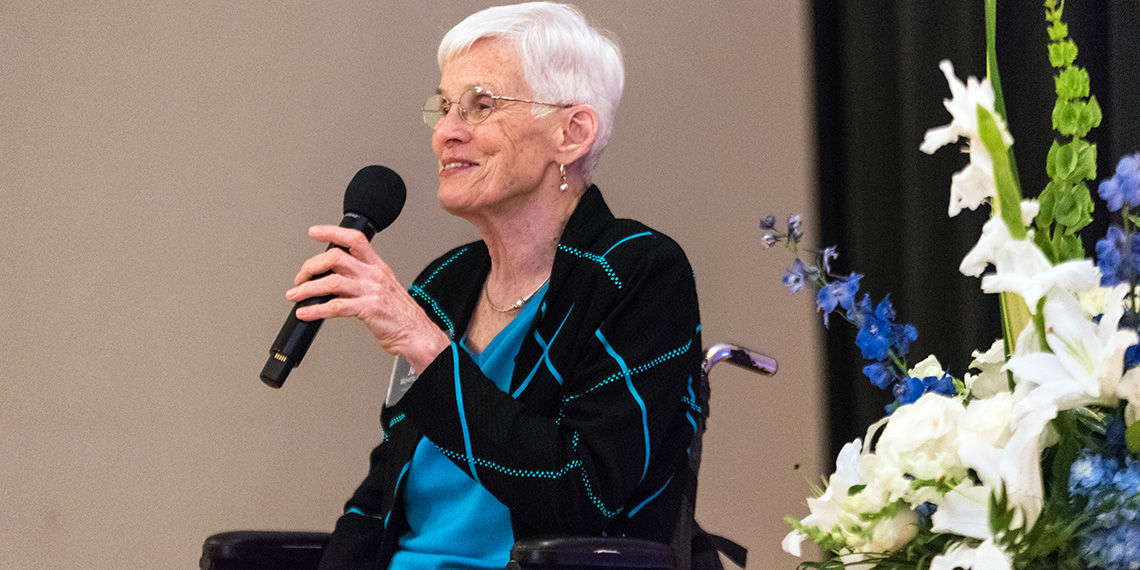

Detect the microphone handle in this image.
[260,214,378,388]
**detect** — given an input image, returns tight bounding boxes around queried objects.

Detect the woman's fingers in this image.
[283,225,447,366]
[293,247,353,286]
[309,225,378,260]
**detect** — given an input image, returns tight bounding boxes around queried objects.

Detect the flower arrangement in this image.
[777,1,1140,569]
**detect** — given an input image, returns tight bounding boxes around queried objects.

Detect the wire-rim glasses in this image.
[422,86,571,129]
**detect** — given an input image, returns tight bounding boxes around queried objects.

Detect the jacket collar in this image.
[423,185,613,339]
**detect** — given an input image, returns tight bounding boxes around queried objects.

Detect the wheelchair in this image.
[201,344,776,570]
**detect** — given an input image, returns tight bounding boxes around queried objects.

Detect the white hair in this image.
[438,2,624,182]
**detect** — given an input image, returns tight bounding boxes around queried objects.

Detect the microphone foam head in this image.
[343,165,406,232]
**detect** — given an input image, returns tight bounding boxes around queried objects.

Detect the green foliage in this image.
[1032,0,1100,263]
[977,105,1025,240]
[1127,420,1140,453]
[1054,67,1089,99]
[1047,40,1078,68]
[990,465,1091,570]
[793,527,959,570]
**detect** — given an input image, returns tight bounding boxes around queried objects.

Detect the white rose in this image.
[877,393,967,483]
[857,454,911,505]
[960,392,1015,448]
[865,509,920,554]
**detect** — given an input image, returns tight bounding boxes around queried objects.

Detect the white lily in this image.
[1006,285,1137,413]
[1119,367,1140,425]
[931,483,993,540]
[930,539,1013,570]
[964,339,1010,398]
[980,246,1100,310]
[782,440,865,557]
[920,60,1014,217]
[956,392,1016,488]
[959,201,1039,278]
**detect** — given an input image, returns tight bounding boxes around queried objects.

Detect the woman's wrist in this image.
[400,328,450,373]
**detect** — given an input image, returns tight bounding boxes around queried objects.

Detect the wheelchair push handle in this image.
[701,343,777,378]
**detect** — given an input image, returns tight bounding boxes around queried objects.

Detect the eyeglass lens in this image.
[422,89,496,128]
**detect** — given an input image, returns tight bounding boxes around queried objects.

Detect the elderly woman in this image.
[287,3,703,569]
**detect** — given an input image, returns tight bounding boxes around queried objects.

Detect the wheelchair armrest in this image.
[509,536,675,569]
[200,530,330,570]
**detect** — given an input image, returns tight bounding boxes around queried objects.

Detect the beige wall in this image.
[0,1,822,568]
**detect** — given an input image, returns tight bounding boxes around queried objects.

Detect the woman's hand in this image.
[285,225,450,372]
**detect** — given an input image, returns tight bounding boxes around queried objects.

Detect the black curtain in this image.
[812,0,1140,461]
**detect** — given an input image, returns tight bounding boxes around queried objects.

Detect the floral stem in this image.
[985,0,1022,192]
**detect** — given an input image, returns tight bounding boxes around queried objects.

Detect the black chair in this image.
[201,344,776,570]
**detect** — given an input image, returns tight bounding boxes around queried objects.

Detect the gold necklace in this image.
[483,278,549,312]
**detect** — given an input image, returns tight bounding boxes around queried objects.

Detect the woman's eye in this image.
[471,95,494,112]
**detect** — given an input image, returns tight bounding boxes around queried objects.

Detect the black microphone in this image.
[260,165,407,388]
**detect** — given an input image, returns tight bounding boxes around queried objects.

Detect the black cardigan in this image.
[319,186,703,570]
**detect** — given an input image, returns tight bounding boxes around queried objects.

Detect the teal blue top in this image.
[388,284,549,570]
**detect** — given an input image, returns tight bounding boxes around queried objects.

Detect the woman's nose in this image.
[433,105,470,141]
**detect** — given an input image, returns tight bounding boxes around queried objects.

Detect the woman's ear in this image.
[555,105,600,165]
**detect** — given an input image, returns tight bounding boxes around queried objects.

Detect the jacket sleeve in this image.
[319,440,390,570]
[394,236,701,536]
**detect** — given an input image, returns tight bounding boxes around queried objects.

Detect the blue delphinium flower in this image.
[1096,225,1127,285]
[863,361,899,389]
[1070,448,1140,569]
[817,273,862,327]
[763,218,928,411]
[892,376,926,406]
[856,311,893,361]
[922,372,956,397]
[786,214,804,242]
[1126,344,1140,371]
[1098,153,1140,212]
[783,259,808,292]
[821,246,839,273]
[1095,225,1140,287]
[915,502,938,528]
[1069,451,1113,493]
[855,296,917,361]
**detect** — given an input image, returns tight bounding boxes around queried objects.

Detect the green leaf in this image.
[1057,233,1085,261]
[1052,100,1070,134]
[976,105,1025,239]
[1084,95,1104,130]
[1128,214,1140,228]
[984,0,1006,116]
[1045,140,1061,178]
[1064,182,1094,234]
[1048,40,1079,68]
[1055,188,1079,226]
[1001,290,1031,355]
[1076,144,1098,182]
[1047,21,1069,41]
[1034,227,1057,262]
[847,484,866,496]
[1054,67,1089,100]
[1036,182,1056,226]
[1053,140,1078,178]
[1127,421,1140,453]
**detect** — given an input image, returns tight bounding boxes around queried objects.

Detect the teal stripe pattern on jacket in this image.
[318,185,703,570]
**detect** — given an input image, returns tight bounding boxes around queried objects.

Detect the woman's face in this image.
[432,40,562,219]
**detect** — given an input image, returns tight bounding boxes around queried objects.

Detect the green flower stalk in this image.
[1033,0,1102,263]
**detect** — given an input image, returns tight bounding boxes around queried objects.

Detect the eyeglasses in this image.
[422,87,571,129]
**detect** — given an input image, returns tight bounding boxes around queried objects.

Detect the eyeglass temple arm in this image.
[702,343,777,377]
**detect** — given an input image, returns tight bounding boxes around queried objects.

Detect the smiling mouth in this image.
[442,161,478,171]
